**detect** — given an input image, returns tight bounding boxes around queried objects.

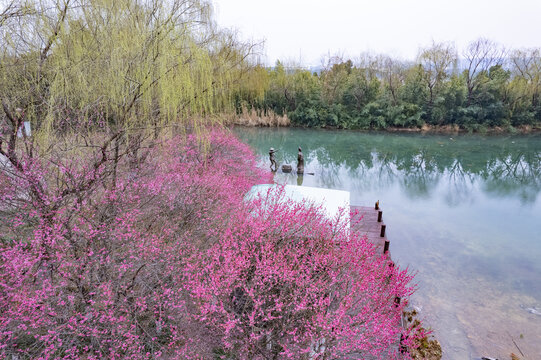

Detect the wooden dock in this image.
[351,204,409,359]
[350,204,390,256]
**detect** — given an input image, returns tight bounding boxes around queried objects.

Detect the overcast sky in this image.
[212,0,541,66]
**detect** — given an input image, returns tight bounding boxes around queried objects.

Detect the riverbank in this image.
[387,124,541,135]
[225,113,541,134]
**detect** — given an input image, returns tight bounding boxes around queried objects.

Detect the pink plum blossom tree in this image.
[0,127,418,359]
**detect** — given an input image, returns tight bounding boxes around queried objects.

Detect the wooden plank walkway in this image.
[350,204,408,359]
[351,205,390,257]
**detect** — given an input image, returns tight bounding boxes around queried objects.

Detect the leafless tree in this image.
[418,41,457,113]
[380,56,406,105]
[463,38,506,105]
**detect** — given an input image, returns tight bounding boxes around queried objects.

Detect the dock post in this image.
[384,240,390,254]
[377,210,383,222]
[380,224,386,237]
[375,200,379,210]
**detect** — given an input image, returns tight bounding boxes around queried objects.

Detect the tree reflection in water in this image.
[236,127,541,205]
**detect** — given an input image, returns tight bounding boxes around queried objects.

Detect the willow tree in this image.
[0,0,259,143]
[0,0,261,218]
[209,29,267,114]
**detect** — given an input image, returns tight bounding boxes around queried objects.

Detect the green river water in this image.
[234,127,541,360]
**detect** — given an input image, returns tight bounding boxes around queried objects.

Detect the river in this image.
[234,126,541,360]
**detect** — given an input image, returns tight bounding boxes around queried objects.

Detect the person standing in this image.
[297,146,304,174]
[269,147,277,171]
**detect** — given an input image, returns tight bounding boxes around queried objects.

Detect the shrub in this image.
[1,128,417,359]
[189,187,417,359]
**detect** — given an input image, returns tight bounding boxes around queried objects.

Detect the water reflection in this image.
[236,127,541,205]
[235,127,541,360]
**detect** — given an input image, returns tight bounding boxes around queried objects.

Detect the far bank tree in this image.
[237,40,541,130]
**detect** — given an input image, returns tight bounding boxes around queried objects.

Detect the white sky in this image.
[212,0,541,66]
